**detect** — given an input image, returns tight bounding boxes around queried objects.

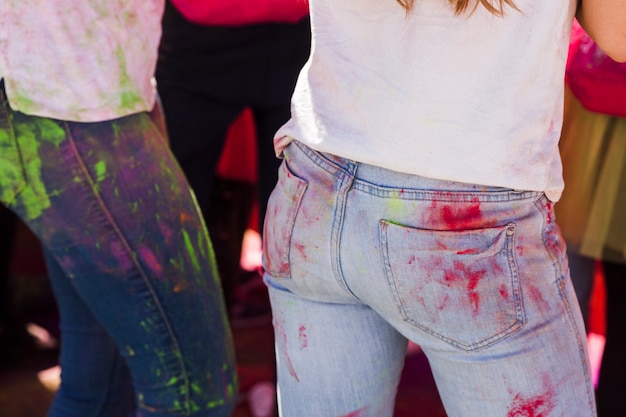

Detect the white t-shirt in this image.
[0,0,164,122]
[275,0,577,201]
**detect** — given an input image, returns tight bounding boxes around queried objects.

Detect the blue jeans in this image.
[0,87,237,417]
[263,141,596,417]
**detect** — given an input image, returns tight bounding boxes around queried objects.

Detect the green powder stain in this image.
[227,383,235,399]
[183,230,201,273]
[10,87,37,115]
[2,119,67,220]
[115,46,142,110]
[196,230,207,259]
[206,399,225,408]
[191,382,202,394]
[204,235,220,285]
[388,193,405,214]
[0,129,24,204]
[189,400,201,412]
[167,377,178,386]
[36,119,66,147]
[169,257,182,271]
[94,161,107,182]
[13,125,47,219]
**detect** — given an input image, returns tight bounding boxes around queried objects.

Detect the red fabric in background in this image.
[169,0,309,26]
[589,262,606,336]
[216,108,260,232]
[217,108,258,183]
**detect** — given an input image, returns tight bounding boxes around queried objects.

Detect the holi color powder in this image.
[139,246,163,275]
[443,260,487,313]
[340,407,367,417]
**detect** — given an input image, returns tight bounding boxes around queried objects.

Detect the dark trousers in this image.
[156,4,311,305]
[596,261,626,417]
[0,205,17,346]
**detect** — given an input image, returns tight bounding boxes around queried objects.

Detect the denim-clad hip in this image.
[263,140,595,417]
[0,84,236,417]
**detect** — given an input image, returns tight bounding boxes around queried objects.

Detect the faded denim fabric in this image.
[0,86,237,417]
[263,140,596,417]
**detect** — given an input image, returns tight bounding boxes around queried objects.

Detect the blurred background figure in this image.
[156,0,311,325]
[0,206,24,361]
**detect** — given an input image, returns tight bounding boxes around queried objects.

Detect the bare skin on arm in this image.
[577,0,626,61]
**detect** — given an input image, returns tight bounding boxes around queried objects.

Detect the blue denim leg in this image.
[0,93,237,416]
[44,248,135,417]
[263,141,596,417]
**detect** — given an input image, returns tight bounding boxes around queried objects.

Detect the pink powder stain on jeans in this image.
[507,374,556,417]
[110,240,133,271]
[507,391,556,417]
[340,407,367,417]
[139,246,163,275]
[274,317,300,382]
[298,325,308,349]
[443,260,487,313]
[441,198,482,230]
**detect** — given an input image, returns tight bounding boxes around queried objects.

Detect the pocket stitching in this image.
[263,163,308,279]
[380,220,525,351]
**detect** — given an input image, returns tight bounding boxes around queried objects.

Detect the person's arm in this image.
[577,0,626,62]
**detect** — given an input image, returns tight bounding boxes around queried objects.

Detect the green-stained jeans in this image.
[0,85,237,417]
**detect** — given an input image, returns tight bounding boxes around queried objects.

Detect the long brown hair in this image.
[397,0,518,16]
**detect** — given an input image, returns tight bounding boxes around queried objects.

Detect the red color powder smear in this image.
[527,285,551,315]
[507,389,556,417]
[139,246,163,275]
[443,260,487,313]
[298,325,308,349]
[442,198,482,230]
[294,242,307,259]
[274,319,300,382]
[546,202,553,224]
[499,283,510,300]
[457,248,478,255]
[340,407,367,417]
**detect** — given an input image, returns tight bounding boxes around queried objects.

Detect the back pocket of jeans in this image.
[380,220,523,350]
[262,160,308,278]
[0,127,26,206]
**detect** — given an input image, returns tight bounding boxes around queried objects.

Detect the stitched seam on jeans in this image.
[353,181,541,202]
[534,194,596,411]
[380,220,524,351]
[62,119,192,414]
[293,140,357,178]
[330,170,358,297]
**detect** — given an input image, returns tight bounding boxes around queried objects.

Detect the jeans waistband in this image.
[290,140,543,203]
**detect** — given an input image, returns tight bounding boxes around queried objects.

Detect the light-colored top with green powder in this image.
[0,0,164,122]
